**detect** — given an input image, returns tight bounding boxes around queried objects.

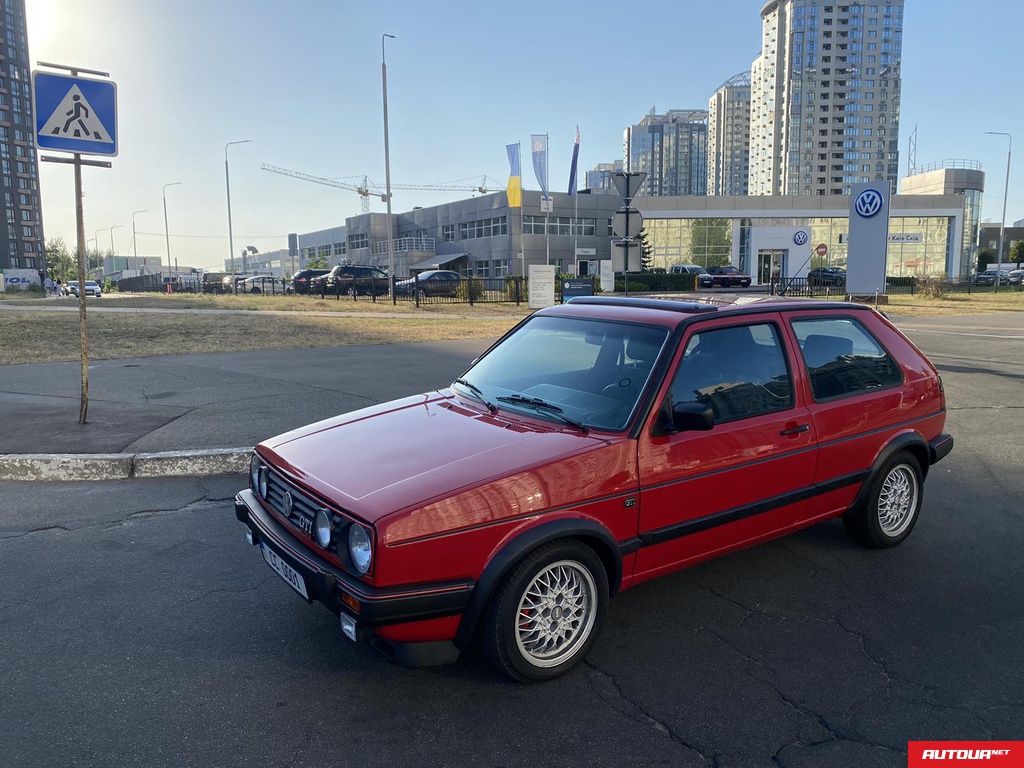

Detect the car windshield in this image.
[455,315,668,432]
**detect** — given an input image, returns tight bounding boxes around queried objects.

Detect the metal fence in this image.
[769,277,1023,297]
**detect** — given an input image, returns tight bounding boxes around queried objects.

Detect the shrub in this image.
[613,273,697,292]
[916,276,947,299]
[455,277,484,302]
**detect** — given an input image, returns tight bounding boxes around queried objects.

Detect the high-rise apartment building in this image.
[749,0,904,197]
[708,72,752,196]
[585,160,623,194]
[624,109,708,197]
[0,0,44,273]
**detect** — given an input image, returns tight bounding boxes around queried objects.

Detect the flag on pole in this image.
[506,143,522,208]
[531,134,549,198]
[568,125,580,196]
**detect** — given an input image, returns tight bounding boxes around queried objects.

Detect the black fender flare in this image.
[453,518,624,651]
[846,432,930,516]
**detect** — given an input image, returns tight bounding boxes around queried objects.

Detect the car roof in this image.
[544,295,871,329]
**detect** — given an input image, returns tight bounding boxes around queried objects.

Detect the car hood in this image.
[257,391,617,526]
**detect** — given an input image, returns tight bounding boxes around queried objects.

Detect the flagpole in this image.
[519,141,524,276]
[572,128,579,274]
[545,132,550,268]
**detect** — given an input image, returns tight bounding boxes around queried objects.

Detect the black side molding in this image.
[928,433,953,466]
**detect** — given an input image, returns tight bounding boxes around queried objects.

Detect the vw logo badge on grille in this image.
[282,491,294,519]
[793,230,809,246]
[855,189,884,218]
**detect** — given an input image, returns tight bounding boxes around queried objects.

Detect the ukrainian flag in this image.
[506,143,522,208]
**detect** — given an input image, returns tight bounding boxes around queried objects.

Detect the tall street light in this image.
[163,182,183,279]
[382,33,396,304]
[985,131,1013,287]
[131,209,148,264]
[225,139,252,276]
[109,223,123,256]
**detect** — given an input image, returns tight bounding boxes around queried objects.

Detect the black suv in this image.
[292,268,330,295]
[321,264,390,296]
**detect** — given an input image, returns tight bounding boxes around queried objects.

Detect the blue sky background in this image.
[29,0,1024,269]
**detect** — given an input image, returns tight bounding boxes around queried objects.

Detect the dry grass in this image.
[4,288,1022,366]
[0,308,525,366]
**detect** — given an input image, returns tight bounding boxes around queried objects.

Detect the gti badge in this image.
[282,491,294,519]
[793,230,809,246]
[855,189,884,218]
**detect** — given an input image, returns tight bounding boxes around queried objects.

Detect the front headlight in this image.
[258,466,268,498]
[314,508,333,549]
[348,524,373,575]
[249,455,260,491]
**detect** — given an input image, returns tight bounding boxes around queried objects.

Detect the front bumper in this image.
[234,489,474,664]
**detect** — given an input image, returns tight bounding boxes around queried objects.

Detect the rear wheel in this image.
[482,540,608,682]
[843,450,923,548]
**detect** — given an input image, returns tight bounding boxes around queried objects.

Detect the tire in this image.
[482,540,608,683]
[843,450,923,548]
[346,286,357,297]
[416,288,427,302]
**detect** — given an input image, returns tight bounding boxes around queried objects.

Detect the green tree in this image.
[1011,240,1024,268]
[306,253,329,269]
[977,248,994,272]
[45,238,77,282]
[638,228,654,272]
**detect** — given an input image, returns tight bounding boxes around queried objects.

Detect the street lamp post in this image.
[225,139,252,279]
[382,33,396,305]
[985,132,1013,289]
[131,210,148,266]
[163,182,182,281]
[109,223,122,255]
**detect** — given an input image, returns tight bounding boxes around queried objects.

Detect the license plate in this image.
[260,542,309,599]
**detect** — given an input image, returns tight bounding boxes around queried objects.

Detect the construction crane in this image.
[261,164,494,213]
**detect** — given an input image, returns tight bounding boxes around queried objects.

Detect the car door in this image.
[633,315,819,583]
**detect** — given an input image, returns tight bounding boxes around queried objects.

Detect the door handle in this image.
[780,424,810,436]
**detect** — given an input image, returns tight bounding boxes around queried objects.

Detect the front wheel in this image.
[843,450,923,548]
[482,540,608,682]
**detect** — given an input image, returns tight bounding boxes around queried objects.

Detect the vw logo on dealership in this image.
[855,189,884,218]
[793,230,809,246]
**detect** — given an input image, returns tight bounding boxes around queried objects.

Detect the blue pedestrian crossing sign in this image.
[33,71,117,156]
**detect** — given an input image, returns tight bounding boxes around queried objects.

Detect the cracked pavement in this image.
[1,318,1022,767]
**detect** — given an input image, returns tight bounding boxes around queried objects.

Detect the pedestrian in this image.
[55,278,63,297]
[44,276,54,297]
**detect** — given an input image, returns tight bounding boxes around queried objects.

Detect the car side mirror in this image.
[652,399,715,436]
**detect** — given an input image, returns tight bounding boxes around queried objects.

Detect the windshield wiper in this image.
[453,378,497,413]
[495,395,589,434]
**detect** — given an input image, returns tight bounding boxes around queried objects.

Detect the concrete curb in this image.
[0,447,251,482]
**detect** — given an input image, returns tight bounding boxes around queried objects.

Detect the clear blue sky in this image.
[29,0,1024,270]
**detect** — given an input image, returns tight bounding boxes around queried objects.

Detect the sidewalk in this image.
[0,339,490,481]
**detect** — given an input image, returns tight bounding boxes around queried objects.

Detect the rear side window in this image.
[791,317,903,401]
[670,323,793,423]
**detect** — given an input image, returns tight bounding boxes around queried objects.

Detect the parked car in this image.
[67,280,102,297]
[236,294,952,682]
[808,267,847,287]
[322,264,390,296]
[291,268,330,295]
[394,269,462,298]
[972,269,1011,286]
[706,265,752,288]
[240,275,283,294]
[1007,269,1023,285]
[669,264,713,288]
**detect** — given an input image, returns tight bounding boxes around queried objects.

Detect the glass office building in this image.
[0,0,44,273]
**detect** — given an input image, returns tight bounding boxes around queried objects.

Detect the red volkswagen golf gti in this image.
[235,295,952,682]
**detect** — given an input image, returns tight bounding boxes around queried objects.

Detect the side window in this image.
[670,323,793,423]
[791,317,903,400]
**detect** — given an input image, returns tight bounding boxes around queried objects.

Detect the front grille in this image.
[265,470,327,536]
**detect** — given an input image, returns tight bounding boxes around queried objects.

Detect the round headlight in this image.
[249,455,260,491]
[314,508,333,549]
[348,524,373,575]
[258,466,268,498]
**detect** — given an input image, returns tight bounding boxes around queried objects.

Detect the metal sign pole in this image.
[36,61,115,424]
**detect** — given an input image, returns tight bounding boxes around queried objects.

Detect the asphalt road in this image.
[2,316,1022,768]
